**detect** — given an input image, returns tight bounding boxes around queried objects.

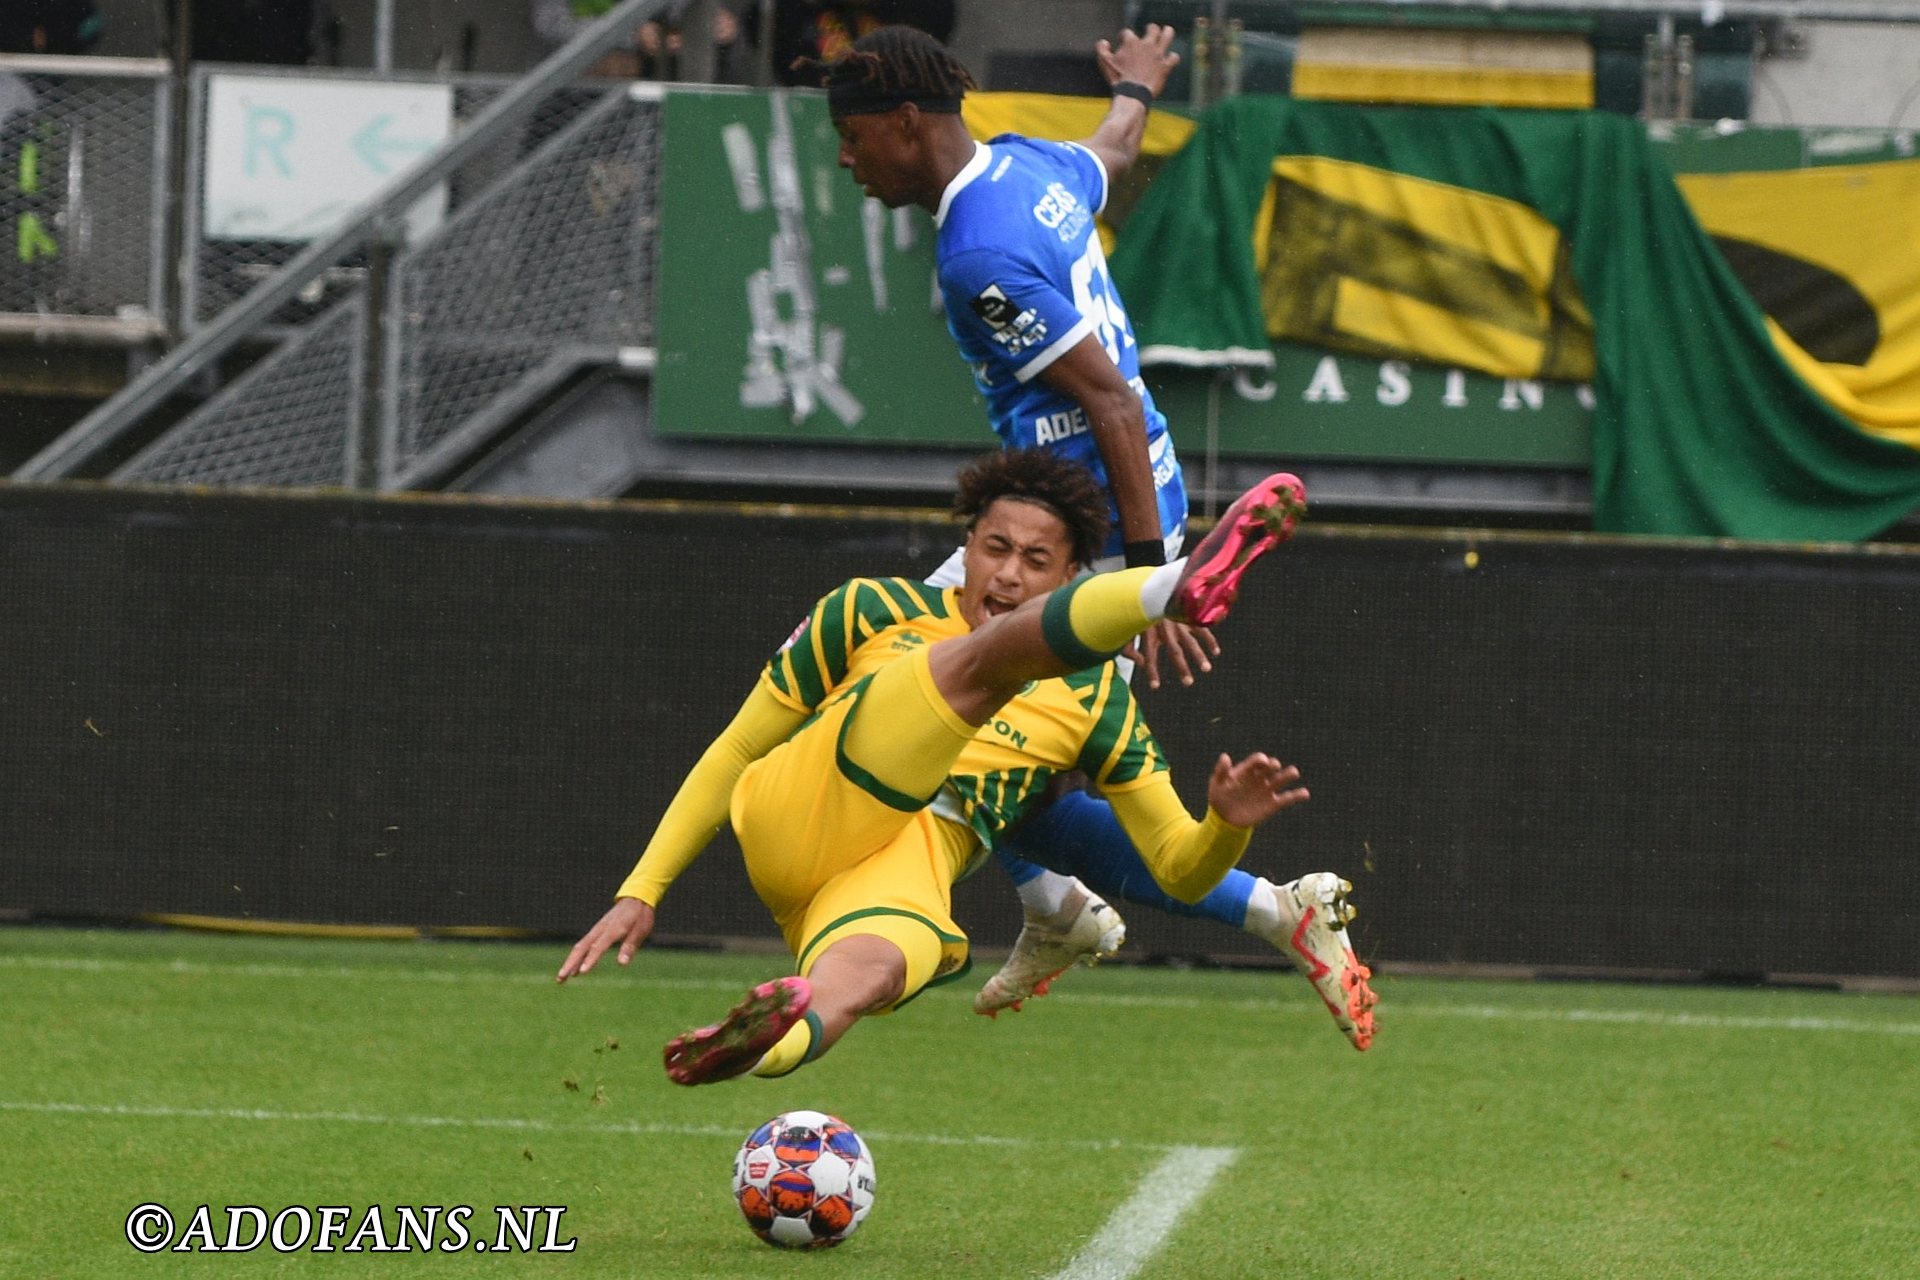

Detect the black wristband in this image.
[1124,539,1165,568]
[1111,80,1155,108]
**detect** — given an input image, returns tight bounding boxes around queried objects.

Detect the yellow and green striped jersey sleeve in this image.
[1074,667,1169,789]
[944,763,1056,850]
[763,577,952,712]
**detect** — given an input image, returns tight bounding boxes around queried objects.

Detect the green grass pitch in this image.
[3,925,1916,1278]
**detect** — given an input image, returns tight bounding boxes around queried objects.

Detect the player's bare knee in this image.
[809,935,908,1015]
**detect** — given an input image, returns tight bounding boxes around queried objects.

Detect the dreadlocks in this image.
[799,25,977,117]
[953,449,1111,570]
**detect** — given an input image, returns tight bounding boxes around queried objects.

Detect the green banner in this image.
[1110,97,1920,539]
[654,89,1591,466]
[655,90,982,447]
[656,88,1920,522]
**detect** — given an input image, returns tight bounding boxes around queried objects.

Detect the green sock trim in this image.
[800,1011,827,1064]
[753,1011,823,1079]
[1041,581,1112,671]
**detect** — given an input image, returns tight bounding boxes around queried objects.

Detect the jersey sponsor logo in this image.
[991,318,1049,352]
[970,284,1022,328]
[1033,182,1090,241]
[1152,447,1177,489]
[1033,407,1090,445]
[986,718,1029,749]
[971,283,1051,353]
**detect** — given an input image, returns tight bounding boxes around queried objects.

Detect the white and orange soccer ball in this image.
[731,1110,876,1249]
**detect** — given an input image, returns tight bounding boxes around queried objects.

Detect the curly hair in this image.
[953,449,1110,569]
[797,25,977,110]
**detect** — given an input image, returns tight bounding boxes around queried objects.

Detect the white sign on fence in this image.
[203,74,454,242]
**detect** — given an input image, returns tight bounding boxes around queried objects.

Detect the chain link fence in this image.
[387,88,658,484]
[116,298,365,487]
[180,68,611,332]
[0,56,166,334]
[119,78,659,490]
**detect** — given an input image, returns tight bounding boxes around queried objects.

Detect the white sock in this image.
[1015,870,1078,920]
[1242,876,1286,944]
[1140,558,1186,619]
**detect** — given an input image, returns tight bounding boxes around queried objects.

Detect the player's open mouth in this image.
[982,596,1016,617]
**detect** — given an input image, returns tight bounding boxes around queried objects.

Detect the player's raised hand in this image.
[1125,617,1221,690]
[1206,752,1309,828]
[556,897,657,982]
[1095,24,1181,97]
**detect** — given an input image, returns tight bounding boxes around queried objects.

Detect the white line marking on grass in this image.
[0,954,742,991]
[1048,1146,1238,1280]
[0,1100,1172,1153]
[1052,993,1920,1037]
[1396,1004,1920,1036]
[10,955,1918,1036]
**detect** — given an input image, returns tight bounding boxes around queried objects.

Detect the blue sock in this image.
[998,790,1254,928]
[992,846,1050,887]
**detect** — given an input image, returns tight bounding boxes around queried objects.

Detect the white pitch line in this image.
[0,1100,1166,1153]
[1035,993,1920,1037]
[0,954,742,991]
[1390,1003,1920,1036]
[8,954,1919,1037]
[1049,1146,1239,1280]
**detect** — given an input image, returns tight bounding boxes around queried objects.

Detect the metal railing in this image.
[14,0,675,485]
[109,82,662,490]
[15,0,1920,490]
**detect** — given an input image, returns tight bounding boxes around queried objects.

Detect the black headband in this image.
[827,79,963,118]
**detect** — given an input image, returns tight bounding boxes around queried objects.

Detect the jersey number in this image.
[1069,238,1134,368]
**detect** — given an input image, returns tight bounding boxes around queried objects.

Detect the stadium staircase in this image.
[12,0,681,498]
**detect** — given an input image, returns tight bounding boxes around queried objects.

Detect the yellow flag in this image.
[1677,161,1920,447]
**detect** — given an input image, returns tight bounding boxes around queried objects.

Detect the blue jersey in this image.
[934,135,1185,560]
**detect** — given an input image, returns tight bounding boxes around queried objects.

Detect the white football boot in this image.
[973,886,1126,1016]
[1270,872,1377,1050]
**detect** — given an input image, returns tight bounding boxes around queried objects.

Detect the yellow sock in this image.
[749,1011,824,1078]
[1040,567,1158,669]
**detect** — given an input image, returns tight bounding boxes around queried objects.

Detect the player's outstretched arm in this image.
[1105,755,1309,902]
[557,897,656,982]
[1206,752,1310,828]
[1038,338,1221,690]
[1039,338,1161,547]
[1081,24,1180,179]
[556,683,805,983]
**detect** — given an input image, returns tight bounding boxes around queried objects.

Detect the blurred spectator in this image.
[770,0,954,85]
[0,0,103,55]
[532,0,747,82]
[1,1,96,305]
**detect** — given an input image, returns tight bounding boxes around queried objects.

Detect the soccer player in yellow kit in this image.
[557,453,1373,1084]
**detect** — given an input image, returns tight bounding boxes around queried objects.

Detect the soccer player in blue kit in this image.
[813,25,1374,1047]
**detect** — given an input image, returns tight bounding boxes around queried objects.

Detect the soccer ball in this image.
[731,1110,876,1249]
